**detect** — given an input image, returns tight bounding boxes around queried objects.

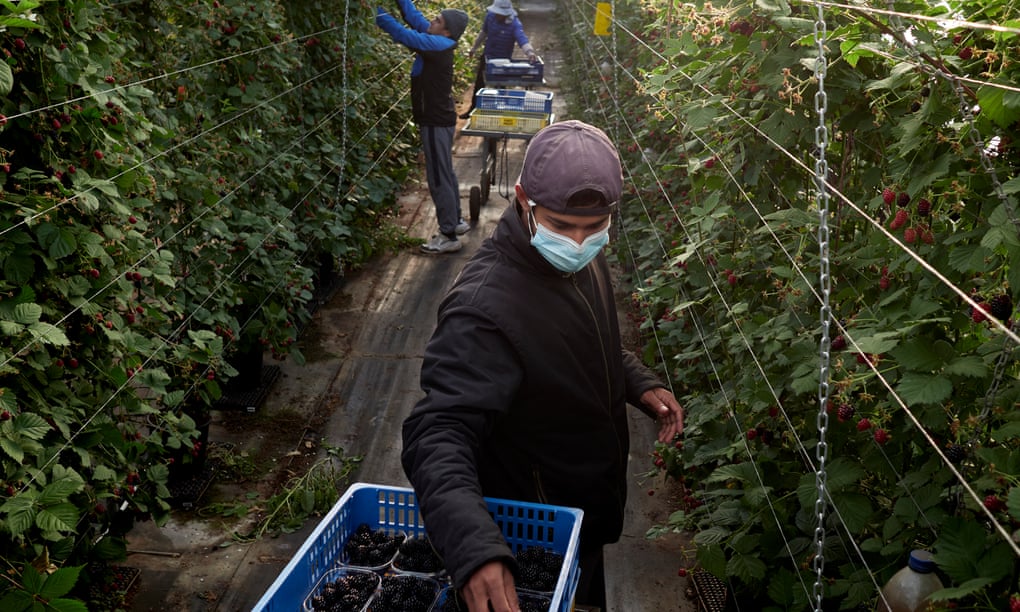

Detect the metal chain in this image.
[811,1,831,610]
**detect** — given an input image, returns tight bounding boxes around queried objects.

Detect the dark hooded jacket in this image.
[401,203,664,588]
[375,0,458,126]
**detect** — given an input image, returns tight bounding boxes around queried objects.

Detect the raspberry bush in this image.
[561,0,1020,608]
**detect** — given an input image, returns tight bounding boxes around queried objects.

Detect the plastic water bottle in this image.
[876,549,944,612]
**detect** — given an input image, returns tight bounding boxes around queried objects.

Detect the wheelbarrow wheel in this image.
[469,186,482,222]
[480,167,491,203]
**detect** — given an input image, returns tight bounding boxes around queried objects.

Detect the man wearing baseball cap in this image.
[376,0,472,253]
[402,120,685,611]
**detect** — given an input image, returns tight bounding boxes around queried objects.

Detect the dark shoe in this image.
[458,111,472,120]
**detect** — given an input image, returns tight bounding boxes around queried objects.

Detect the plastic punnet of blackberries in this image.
[370,574,440,612]
[341,523,405,570]
[392,535,446,575]
[304,568,380,612]
[513,545,564,594]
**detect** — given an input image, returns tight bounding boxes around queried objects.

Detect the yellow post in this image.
[593,2,612,36]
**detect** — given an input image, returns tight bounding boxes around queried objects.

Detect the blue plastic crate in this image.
[252,483,583,612]
[485,57,544,83]
[476,88,554,114]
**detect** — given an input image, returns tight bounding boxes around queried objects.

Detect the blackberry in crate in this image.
[309,571,378,612]
[393,535,445,574]
[370,575,438,612]
[343,523,403,568]
[514,545,563,593]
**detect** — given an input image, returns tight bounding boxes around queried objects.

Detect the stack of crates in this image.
[468,88,554,136]
[252,482,583,612]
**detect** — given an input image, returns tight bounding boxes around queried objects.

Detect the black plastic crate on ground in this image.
[213,365,281,413]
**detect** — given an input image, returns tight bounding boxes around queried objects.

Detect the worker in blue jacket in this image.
[376,0,472,254]
[459,0,538,119]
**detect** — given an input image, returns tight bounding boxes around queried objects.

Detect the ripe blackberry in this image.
[837,404,855,423]
[515,545,563,592]
[371,575,439,612]
[310,571,378,612]
[343,523,403,568]
[989,294,1013,321]
[916,198,931,217]
[897,192,910,207]
[945,443,966,464]
[830,335,846,351]
[394,536,445,574]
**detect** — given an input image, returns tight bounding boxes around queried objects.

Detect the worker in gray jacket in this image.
[402,120,685,611]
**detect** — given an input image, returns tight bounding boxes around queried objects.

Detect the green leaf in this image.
[38,565,82,599]
[727,552,766,582]
[14,413,51,440]
[696,544,727,578]
[0,589,34,612]
[928,578,995,601]
[895,372,952,405]
[935,518,987,582]
[2,495,35,535]
[889,339,943,372]
[11,303,41,325]
[942,355,987,378]
[829,492,872,534]
[693,526,730,546]
[48,228,76,259]
[35,503,79,534]
[0,436,25,463]
[1008,487,1020,521]
[39,477,84,506]
[26,322,70,346]
[45,598,89,612]
[0,61,12,97]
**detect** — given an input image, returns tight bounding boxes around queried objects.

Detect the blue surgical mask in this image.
[528,208,611,273]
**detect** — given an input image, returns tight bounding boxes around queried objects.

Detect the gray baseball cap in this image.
[519,120,622,216]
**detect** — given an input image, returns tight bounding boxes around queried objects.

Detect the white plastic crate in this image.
[476,88,554,114]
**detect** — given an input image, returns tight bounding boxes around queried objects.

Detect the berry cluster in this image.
[515,545,563,592]
[883,188,935,244]
[371,575,438,612]
[393,536,445,574]
[343,523,403,568]
[309,571,378,612]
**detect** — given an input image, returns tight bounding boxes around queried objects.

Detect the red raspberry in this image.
[972,302,990,323]
[916,198,931,217]
[1010,595,1020,612]
[889,209,908,230]
[879,276,890,290]
[677,567,688,577]
[857,418,872,431]
[882,188,895,205]
[746,428,758,440]
[873,428,890,445]
[903,227,917,244]
[984,494,1005,513]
